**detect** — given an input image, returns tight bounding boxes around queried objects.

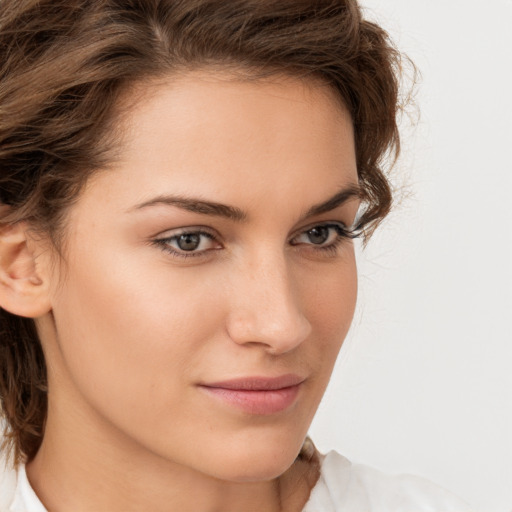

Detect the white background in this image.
[309,1,512,511]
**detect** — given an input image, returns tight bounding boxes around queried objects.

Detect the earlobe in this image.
[0,222,52,318]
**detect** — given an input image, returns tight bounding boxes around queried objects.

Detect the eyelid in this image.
[154,225,218,239]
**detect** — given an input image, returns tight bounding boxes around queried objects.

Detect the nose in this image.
[225,251,312,355]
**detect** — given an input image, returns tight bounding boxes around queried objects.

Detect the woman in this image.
[0,1,473,510]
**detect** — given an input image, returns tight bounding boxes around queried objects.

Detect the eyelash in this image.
[152,223,358,260]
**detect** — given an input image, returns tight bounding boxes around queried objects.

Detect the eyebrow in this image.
[130,183,361,222]
[301,184,361,220]
[131,195,247,221]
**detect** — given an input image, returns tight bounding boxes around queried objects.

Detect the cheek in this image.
[297,248,358,405]
[301,251,357,351]
[48,245,225,427]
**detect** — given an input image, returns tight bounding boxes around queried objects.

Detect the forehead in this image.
[83,71,358,218]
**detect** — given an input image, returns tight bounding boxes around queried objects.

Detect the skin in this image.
[3,72,360,511]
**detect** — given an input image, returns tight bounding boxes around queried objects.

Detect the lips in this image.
[198,374,305,415]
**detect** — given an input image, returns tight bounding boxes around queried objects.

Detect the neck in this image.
[26,392,318,512]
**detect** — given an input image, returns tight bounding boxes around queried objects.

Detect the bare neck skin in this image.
[27,361,318,512]
[28,431,316,512]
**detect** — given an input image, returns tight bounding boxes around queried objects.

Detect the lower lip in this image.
[199,384,301,415]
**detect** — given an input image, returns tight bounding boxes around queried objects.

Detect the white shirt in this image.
[303,451,473,511]
[0,450,473,512]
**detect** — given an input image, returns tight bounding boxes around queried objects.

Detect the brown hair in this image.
[0,0,407,465]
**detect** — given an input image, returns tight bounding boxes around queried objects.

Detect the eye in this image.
[292,223,349,247]
[290,222,356,257]
[153,229,221,258]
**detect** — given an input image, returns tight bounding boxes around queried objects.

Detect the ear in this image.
[0,221,52,318]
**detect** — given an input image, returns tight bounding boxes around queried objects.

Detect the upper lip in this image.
[200,374,305,391]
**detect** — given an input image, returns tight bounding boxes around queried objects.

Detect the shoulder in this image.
[304,450,474,512]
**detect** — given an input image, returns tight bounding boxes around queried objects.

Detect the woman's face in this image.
[38,72,359,481]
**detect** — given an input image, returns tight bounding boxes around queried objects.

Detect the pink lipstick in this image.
[199,375,304,415]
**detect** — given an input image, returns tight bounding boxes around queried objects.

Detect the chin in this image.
[197,430,306,483]
[215,455,297,483]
